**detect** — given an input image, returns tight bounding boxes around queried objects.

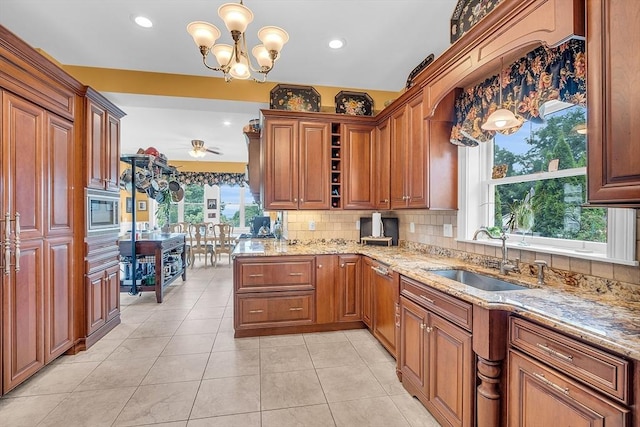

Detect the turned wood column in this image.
[472,307,509,427]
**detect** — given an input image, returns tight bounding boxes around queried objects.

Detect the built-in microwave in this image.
[86,189,120,234]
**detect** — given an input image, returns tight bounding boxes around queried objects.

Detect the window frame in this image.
[457,142,637,266]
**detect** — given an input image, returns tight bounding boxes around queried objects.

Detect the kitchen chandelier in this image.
[481,57,521,131]
[186,0,289,82]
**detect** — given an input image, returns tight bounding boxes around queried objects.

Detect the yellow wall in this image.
[62,66,400,114]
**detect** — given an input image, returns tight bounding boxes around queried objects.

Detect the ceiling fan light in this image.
[186,21,221,48]
[481,108,521,131]
[218,2,254,33]
[258,26,289,53]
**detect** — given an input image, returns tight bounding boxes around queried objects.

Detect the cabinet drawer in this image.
[236,258,314,292]
[400,276,472,331]
[510,317,629,402]
[236,291,315,329]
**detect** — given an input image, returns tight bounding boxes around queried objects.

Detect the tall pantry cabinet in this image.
[0,26,84,395]
[0,25,123,396]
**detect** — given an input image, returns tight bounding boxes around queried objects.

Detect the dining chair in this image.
[187,222,216,268]
[212,223,234,264]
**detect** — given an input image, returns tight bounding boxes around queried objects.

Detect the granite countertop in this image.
[233,239,640,361]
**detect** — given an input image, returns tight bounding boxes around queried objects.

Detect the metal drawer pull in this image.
[248,274,264,278]
[418,294,435,305]
[536,343,574,362]
[371,266,389,276]
[288,272,303,276]
[248,309,264,314]
[289,307,303,311]
[533,372,569,395]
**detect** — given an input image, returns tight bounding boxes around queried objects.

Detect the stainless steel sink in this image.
[430,269,530,291]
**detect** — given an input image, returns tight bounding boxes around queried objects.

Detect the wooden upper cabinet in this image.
[343,123,375,209]
[390,95,428,209]
[262,115,330,210]
[263,118,299,210]
[587,0,640,205]
[85,88,124,192]
[390,105,408,209]
[299,121,330,210]
[374,118,391,210]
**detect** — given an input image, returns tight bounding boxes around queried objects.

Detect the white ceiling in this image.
[1,0,459,162]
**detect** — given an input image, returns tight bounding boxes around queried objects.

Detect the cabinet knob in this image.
[294,198,298,202]
[300,198,304,202]
[317,264,322,269]
[384,199,389,203]
[340,263,345,268]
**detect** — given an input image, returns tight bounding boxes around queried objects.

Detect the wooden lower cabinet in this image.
[236,291,315,329]
[361,257,374,328]
[400,294,473,427]
[86,263,120,338]
[335,255,362,322]
[370,261,398,357]
[508,350,629,426]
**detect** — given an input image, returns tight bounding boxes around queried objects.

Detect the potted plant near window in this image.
[506,189,536,246]
[155,189,171,233]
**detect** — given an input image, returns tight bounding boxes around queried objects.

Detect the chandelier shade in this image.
[187,1,288,82]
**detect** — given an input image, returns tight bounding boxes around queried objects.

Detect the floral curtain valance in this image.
[450,38,586,147]
[177,171,247,187]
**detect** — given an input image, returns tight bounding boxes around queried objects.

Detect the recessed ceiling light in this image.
[223,120,231,126]
[329,39,345,49]
[134,16,153,28]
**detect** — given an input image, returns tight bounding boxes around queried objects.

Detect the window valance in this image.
[176,171,247,187]
[450,38,586,147]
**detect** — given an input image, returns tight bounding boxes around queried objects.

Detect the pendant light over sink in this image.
[481,57,521,131]
[186,0,288,83]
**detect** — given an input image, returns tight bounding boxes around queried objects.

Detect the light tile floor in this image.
[0,258,441,426]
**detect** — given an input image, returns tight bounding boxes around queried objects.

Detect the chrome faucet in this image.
[534,260,547,285]
[473,227,520,275]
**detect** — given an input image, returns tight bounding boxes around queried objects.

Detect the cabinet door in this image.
[3,91,45,241]
[361,258,374,328]
[372,267,398,356]
[508,350,628,427]
[263,118,299,210]
[406,96,428,208]
[45,114,74,236]
[44,238,73,363]
[105,264,120,322]
[86,270,106,336]
[105,113,121,192]
[2,240,45,393]
[399,296,428,396]
[87,101,106,190]
[587,0,640,205]
[375,118,391,210]
[299,121,330,210]
[390,106,408,209]
[336,255,361,322]
[315,255,337,324]
[343,123,375,209]
[428,313,473,427]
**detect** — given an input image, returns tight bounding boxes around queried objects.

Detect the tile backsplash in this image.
[284,209,640,286]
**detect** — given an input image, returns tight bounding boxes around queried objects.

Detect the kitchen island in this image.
[119,232,187,303]
[233,238,639,426]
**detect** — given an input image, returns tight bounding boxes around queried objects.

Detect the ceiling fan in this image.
[188,139,223,158]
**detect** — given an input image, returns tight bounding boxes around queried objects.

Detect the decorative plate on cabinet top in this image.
[270,84,320,112]
[334,91,373,116]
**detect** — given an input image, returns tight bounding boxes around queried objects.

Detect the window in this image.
[219,185,262,229]
[459,101,636,264]
[157,184,262,233]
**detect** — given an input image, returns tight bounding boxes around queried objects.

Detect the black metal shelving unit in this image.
[120,153,178,296]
